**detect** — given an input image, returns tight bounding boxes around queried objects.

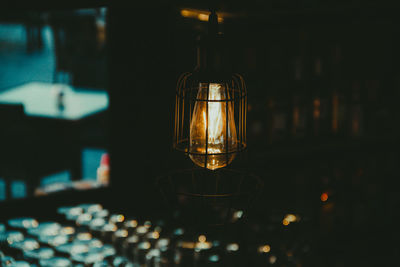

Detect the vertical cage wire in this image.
[205,82,209,169]
[173,72,247,169]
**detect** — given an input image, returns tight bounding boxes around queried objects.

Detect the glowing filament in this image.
[189,83,237,170]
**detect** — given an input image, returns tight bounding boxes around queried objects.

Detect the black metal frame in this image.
[174,72,247,169]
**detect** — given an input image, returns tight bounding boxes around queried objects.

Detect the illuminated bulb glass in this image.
[258,244,271,253]
[284,214,297,223]
[190,83,237,170]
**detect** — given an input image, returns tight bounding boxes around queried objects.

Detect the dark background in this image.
[1,1,399,266]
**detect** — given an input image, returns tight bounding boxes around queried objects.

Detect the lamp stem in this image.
[208,9,218,37]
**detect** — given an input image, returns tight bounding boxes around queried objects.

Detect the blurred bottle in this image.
[330,43,348,136]
[310,56,331,138]
[265,36,291,145]
[97,153,110,186]
[268,80,290,144]
[289,29,310,141]
[290,56,308,140]
[348,80,363,137]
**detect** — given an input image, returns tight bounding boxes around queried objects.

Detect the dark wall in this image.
[108,3,178,214]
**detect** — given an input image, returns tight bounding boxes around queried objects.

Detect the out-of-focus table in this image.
[0,82,109,197]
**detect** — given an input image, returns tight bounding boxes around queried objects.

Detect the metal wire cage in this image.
[173,72,247,170]
[165,11,257,226]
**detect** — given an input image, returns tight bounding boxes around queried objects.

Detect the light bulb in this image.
[189,83,237,170]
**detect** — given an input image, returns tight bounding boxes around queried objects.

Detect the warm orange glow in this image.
[282,219,290,226]
[258,245,271,253]
[151,231,160,239]
[111,214,125,223]
[141,242,151,250]
[181,241,196,249]
[284,214,297,223]
[189,83,237,170]
[195,235,212,250]
[321,192,328,202]
[144,221,152,228]
[77,232,92,240]
[61,226,75,235]
[180,9,192,17]
[180,9,224,23]
[198,13,209,21]
[198,235,206,243]
[313,98,320,119]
